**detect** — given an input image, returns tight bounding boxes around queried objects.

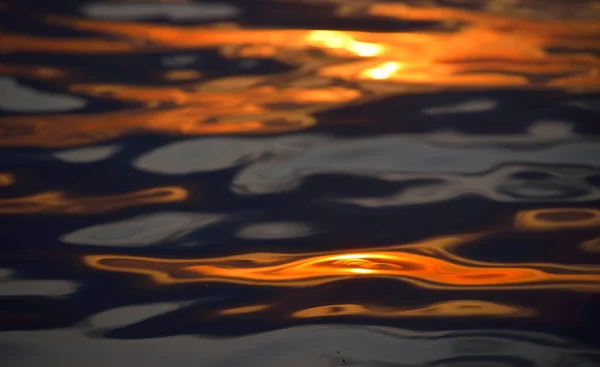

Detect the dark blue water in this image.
[1,1,600,366]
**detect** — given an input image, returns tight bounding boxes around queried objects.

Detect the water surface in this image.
[1,0,600,365]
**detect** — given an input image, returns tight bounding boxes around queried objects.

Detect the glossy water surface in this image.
[1,0,600,366]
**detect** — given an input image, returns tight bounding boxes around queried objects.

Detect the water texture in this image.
[1,0,600,366]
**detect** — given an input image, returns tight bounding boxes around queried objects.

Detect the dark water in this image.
[1,0,600,366]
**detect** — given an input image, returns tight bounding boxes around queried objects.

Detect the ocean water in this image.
[1,0,600,366]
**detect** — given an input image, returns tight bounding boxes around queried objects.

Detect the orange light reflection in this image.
[0,2,598,147]
[292,300,534,318]
[0,173,14,187]
[0,187,187,214]
[0,82,359,147]
[84,235,600,291]
[515,208,600,231]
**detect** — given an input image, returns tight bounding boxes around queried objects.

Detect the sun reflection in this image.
[361,61,404,80]
[0,187,187,214]
[306,30,384,57]
[0,1,599,147]
[83,235,600,291]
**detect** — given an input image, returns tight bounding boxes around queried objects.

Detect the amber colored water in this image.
[1,0,600,366]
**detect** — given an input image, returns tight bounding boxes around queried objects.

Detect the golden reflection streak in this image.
[218,304,271,316]
[0,64,66,80]
[515,208,600,231]
[0,83,359,148]
[0,187,187,214]
[292,300,534,318]
[84,235,600,291]
[162,70,202,81]
[0,173,14,187]
[366,2,600,36]
[581,237,600,254]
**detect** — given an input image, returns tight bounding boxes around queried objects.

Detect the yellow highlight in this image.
[362,61,404,80]
[306,30,384,57]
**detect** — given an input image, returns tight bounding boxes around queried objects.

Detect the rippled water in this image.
[1,0,600,365]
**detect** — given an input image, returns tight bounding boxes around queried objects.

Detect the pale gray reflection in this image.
[335,165,600,207]
[0,268,12,279]
[0,326,597,367]
[232,137,600,195]
[161,54,199,68]
[0,76,86,112]
[236,221,314,240]
[133,132,599,196]
[567,98,600,111]
[422,99,497,115]
[529,120,574,137]
[90,303,181,328]
[54,144,120,163]
[134,135,325,175]
[0,280,78,297]
[82,2,241,21]
[61,212,223,247]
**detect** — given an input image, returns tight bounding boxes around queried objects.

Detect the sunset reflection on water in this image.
[1,1,600,366]
[0,0,599,147]
[84,234,600,291]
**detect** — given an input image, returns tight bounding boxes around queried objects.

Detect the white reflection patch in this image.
[134,135,324,175]
[82,2,241,21]
[90,303,180,328]
[422,99,497,115]
[132,133,600,198]
[61,212,223,247]
[237,222,314,240]
[54,144,120,163]
[0,280,78,297]
[333,165,600,208]
[161,54,198,68]
[0,76,86,112]
[232,138,600,195]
